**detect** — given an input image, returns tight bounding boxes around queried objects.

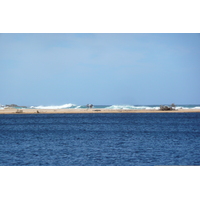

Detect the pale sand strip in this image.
[0,108,200,114]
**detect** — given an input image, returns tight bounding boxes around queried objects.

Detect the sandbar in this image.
[0,108,200,114]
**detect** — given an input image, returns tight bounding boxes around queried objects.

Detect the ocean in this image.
[0,112,200,166]
[1,103,200,110]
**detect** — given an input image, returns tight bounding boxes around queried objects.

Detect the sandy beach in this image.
[1,108,200,114]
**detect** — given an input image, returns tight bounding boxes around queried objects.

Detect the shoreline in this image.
[1,108,200,114]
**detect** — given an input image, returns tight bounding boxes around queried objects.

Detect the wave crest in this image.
[30,103,76,109]
[105,105,160,110]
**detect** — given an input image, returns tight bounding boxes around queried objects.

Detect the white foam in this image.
[0,104,5,109]
[105,105,160,110]
[26,104,200,110]
[192,107,200,109]
[31,103,76,109]
[176,106,188,109]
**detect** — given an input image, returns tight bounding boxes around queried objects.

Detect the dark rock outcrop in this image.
[160,103,176,111]
[86,104,94,108]
[6,104,27,108]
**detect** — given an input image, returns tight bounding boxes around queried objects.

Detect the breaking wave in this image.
[1,103,200,110]
[30,103,76,109]
[175,106,200,110]
[104,105,200,110]
[105,105,160,110]
[192,106,200,109]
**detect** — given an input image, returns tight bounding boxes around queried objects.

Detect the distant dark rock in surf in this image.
[6,104,18,107]
[160,103,176,111]
[86,104,94,108]
[6,104,27,108]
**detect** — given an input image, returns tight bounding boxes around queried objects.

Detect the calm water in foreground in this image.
[0,113,200,166]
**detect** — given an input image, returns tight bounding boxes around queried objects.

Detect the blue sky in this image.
[0,33,200,106]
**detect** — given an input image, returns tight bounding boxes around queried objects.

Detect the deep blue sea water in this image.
[0,113,200,166]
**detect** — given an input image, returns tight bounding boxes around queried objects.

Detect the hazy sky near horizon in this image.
[0,33,200,106]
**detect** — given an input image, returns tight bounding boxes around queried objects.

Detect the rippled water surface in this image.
[0,113,200,165]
